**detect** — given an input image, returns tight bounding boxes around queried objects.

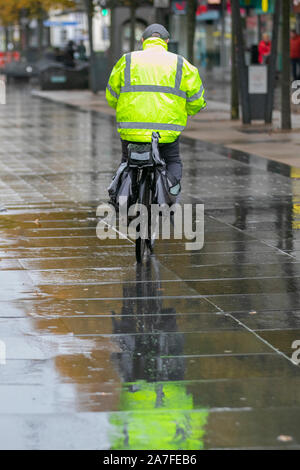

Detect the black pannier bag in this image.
[116,168,134,207]
[127,143,153,167]
[107,162,133,208]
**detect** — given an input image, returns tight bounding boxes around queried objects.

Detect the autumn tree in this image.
[0,0,74,24]
[0,1,21,50]
[0,0,20,26]
[0,0,75,51]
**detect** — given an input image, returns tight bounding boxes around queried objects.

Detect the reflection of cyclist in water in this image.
[109,259,208,450]
[111,259,184,383]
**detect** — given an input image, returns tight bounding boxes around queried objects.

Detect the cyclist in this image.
[106,23,206,185]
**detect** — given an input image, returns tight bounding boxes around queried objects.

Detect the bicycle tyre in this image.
[135,170,151,263]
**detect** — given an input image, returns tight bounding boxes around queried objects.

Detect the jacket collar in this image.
[143,37,168,51]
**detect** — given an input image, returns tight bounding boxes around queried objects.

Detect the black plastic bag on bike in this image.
[151,131,165,167]
[107,162,133,208]
[154,167,181,206]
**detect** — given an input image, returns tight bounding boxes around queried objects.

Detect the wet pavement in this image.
[1,84,300,449]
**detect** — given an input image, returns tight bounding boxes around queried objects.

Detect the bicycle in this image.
[108,132,179,264]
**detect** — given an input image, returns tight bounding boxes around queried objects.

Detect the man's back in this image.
[106,35,206,144]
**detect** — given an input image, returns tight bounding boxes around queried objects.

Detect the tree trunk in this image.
[231,0,251,124]
[231,7,239,120]
[281,0,291,130]
[155,7,165,25]
[109,0,117,70]
[37,16,44,56]
[130,1,136,52]
[220,0,226,68]
[46,25,51,47]
[20,22,28,53]
[265,0,280,124]
[25,24,31,52]
[4,27,9,52]
[187,0,197,63]
[258,14,262,42]
[85,0,97,93]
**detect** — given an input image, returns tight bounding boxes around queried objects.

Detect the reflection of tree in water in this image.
[110,258,208,450]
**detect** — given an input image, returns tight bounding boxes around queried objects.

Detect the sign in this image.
[249,65,267,94]
[240,0,274,13]
[172,1,186,14]
[44,21,79,27]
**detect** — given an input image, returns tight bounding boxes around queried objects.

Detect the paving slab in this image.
[0,84,300,449]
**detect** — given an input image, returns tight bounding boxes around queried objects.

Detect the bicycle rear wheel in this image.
[135,170,151,263]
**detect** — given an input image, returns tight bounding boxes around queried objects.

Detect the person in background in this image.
[290,29,300,81]
[258,33,271,65]
[54,47,63,63]
[63,40,75,68]
[77,40,87,61]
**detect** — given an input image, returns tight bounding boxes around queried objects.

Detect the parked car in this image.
[38,62,89,90]
[3,57,36,81]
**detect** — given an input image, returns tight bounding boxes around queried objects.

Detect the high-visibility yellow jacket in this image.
[106,37,206,143]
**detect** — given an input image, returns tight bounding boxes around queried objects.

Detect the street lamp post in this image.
[231,0,251,124]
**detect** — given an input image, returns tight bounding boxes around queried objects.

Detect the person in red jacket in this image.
[258,33,271,65]
[290,29,300,80]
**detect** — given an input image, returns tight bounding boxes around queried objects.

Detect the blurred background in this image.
[0,1,300,127]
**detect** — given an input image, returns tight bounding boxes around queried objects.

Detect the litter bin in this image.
[248,65,268,120]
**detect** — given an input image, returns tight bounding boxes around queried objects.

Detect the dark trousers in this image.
[291,58,300,80]
[121,138,182,181]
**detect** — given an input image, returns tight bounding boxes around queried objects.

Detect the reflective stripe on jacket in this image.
[106,37,206,143]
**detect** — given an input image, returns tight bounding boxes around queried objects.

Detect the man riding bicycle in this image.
[106,23,206,185]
